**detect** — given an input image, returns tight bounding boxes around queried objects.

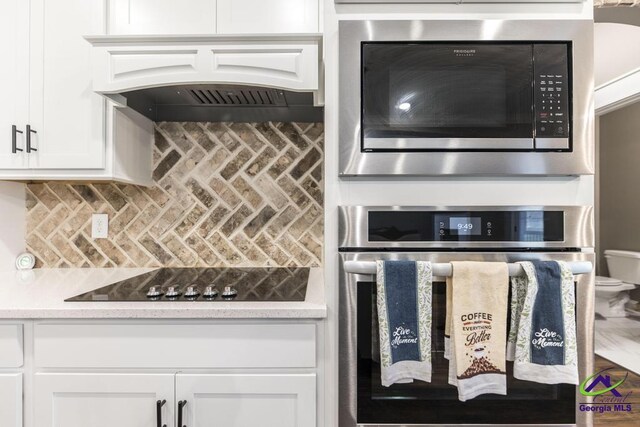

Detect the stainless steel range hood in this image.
[123,84,322,122]
[85,34,323,122]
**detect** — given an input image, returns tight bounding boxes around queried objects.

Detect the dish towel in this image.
[507,269,529,361]
[449,261,509,401]
[513,261,579,385]
[376,260,433,387]
[444,277,453,360]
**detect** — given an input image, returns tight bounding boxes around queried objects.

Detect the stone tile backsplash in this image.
[26,122,323,268]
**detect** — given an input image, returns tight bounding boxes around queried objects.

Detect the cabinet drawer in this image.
[35,323,315,369]
[0,324,23,368]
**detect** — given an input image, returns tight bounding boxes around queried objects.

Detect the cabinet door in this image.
[35,373,175,427]
[0,0,29,169]
[28,0,105,169]
[176,373,316,427]
[0,374,22,427]
[109,0,216,34]
[217,0,319,34]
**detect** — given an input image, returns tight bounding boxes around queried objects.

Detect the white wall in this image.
[0,182,25,271]
[322,1,594,425]
[595,23,640,88]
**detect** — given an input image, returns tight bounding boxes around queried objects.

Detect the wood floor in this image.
[593,356,640,426]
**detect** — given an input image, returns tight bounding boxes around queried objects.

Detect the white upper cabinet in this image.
[107,0,319,35]
[28,0,106,170]
[217,0,319,34]
[0,0,30,170]
[0,0,154,185]
[109,0,217,35]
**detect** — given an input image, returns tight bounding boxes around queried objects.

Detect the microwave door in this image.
[362,43,535,151]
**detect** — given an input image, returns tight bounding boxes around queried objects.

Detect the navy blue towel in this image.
[384,261,421,362]
[530,261,565,365]
[376,260,433,386]
[513,260,578,384]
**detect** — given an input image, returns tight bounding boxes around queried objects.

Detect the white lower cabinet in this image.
[176,373,316,427]
[0,373,22,427]
[34,373,175,427]
[30,321,319,427]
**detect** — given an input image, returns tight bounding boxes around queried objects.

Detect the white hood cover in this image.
[85,34,322,108]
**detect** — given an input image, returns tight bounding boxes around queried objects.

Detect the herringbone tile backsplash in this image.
[26,122,323,268]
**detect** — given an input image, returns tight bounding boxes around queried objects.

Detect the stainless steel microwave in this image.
[339,20,595,176]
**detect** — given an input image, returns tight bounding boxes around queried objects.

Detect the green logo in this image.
[580,368,628,397]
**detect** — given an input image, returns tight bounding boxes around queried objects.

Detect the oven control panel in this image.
[533,43,571,149]
[368,210,564,242]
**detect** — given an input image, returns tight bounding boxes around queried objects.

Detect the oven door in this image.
[362,43,534,151]
[339,251,595,427]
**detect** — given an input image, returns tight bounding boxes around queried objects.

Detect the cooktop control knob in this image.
[203,286,218,299]
[165,286,180,298]
[222,286,238,299]
[184,285,200,299]
[146,286,162,298]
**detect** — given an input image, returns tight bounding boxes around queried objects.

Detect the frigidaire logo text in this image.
[454,49,476,56]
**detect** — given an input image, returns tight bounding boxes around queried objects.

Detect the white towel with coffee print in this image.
[507,271,529,361]
[513,261,578,385]
[377,260,433,387]
[449,261,509,401]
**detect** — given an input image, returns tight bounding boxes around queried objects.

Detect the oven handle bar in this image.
[343,260,593,277]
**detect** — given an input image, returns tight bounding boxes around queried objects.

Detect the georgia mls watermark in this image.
[578,367,634,414]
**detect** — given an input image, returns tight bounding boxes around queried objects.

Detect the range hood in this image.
[85,34,323,122]
[121,84,322,122]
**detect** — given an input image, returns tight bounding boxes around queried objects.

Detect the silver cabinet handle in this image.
[11,125,23,153]
[26,125,37,153]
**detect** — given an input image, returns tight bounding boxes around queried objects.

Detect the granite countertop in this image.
[0,268,326,319]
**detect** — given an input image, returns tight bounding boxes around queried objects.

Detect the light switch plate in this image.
[91,214,109,239]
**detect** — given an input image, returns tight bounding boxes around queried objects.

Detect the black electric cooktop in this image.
[66,267,310,302]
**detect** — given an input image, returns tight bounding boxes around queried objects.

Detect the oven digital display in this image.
[449,217,481,235]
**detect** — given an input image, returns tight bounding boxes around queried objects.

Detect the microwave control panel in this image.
[533,44,571,148]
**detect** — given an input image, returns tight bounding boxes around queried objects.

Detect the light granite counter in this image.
[0,268,326,319]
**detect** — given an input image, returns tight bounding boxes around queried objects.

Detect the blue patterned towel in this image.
[513,261,579,385]
[376,260,432,387]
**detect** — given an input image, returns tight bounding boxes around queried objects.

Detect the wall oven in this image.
[339,20,594,176]
[338,206,595,426]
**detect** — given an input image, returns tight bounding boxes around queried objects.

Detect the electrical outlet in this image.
[91,214,109,239]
